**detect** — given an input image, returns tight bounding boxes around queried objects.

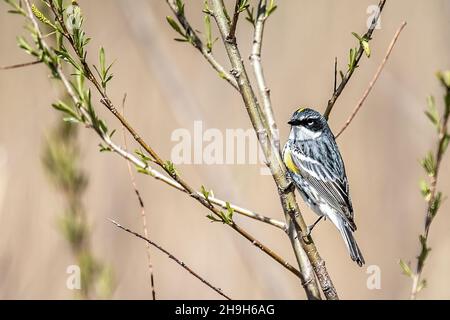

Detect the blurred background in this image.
[0,0,450,299]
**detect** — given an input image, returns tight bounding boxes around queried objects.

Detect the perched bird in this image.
[283,107,364,266]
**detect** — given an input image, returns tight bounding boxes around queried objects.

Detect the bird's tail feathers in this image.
[328,212,365,267]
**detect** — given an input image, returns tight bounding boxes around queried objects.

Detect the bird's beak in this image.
[288,119,296,125]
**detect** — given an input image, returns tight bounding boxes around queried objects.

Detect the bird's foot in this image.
[306,216,324,236]
[279,181,295,195]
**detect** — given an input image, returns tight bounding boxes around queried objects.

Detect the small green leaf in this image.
[201,185,210,200]
[175,0,185,15]
[266,0,277,17]
[362,40,371,58]
[419,179,431,200]
[351,32,362,41]
[204,14,213,52]
[98,143,112,152]
[416,279,427,293]
[348,47,358,71]
[31,4,57,29]
[430,192,442,218]
[399,259,413,278]
[99,47,106,75]
[425,95,439,128]
[417,234,431,270]
[166,16,185,38]
[225,201,234,222]
[137,167,150,175]
[164,161,177,176]
[52,101,80,120]
[238,0,249,13]
[437,70,450,89]
[421,152,436,177]
[135,150,153,163]
[244,6,255,27]
[442,134,450,154]
[206,214,222,223]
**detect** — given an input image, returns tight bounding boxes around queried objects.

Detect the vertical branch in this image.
[210,0,337,300]
[249,0,280,150]
[121,94,156,300]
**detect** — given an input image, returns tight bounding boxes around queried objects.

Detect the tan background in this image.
[1,0,450,299]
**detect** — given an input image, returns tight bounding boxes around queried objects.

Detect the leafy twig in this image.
[109,219,231,300]
[335,21,406,139]
[165,0,238,89]
[324,0,387,119]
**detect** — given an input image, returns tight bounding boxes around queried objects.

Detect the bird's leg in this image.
[306,216,324,236]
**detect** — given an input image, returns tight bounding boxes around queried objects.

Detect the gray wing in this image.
[290,143,356,230]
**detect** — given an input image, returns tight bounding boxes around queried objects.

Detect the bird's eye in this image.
[306,120,314,126]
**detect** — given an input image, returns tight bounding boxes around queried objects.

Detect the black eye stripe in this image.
[299,118,321,131]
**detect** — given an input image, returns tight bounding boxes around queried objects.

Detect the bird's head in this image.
[287,107,329,141]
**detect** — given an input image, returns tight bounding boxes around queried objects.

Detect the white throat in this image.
[289,126,322,141]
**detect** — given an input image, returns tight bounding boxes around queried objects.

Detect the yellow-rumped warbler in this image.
[283,108,364,266]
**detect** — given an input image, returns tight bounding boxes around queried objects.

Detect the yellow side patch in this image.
[283,148,300,174]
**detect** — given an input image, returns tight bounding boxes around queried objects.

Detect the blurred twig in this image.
[335,21,407,139]
[42,120,114,299]
[0,60,41,70]
[121,94,156,300]
[109,219,231,300]
[324,0,387,119]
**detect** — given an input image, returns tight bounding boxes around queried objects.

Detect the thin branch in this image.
[109,219,231,300]
[25,0,295,281]
[324,0,387,119]
[211,0,334,300]
[249,0,280,150]
[121,94,156,300]
[0,60,42,70]
[165,0,238,90]
[335,21,407,139]
[333,57,337,93]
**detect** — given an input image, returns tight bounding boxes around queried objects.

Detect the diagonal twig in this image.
[109,219,231,300]
[1,60,42,70]
[335,21,407,139]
